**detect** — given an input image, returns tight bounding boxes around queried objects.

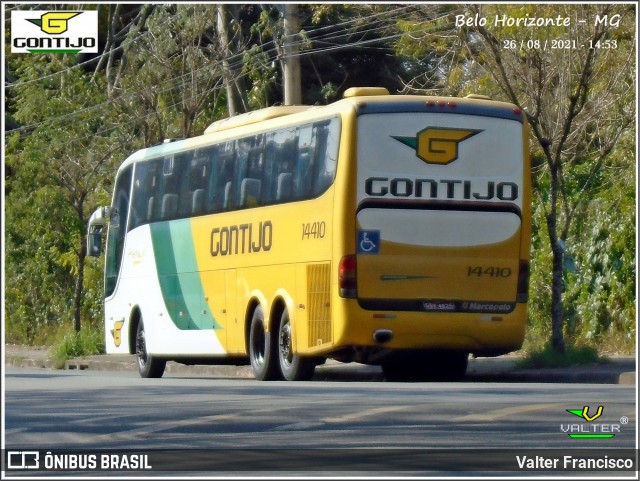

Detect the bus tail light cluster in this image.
[339,255,357,298]
[517,260,530,303]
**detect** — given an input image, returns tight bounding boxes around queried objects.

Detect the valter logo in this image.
[11,10,98,54]
[561,405,626,439]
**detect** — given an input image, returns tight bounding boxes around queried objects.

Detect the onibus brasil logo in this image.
[11,10,98,54]
[561,405,627,439]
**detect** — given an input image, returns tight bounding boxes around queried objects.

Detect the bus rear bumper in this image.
[324,300,527,361]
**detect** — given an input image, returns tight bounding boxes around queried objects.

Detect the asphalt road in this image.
[3,367,637,476]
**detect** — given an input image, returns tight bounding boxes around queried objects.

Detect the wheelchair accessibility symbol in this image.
[358,230,380,254]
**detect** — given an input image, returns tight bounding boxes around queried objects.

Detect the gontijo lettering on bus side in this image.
[210,221,272,256]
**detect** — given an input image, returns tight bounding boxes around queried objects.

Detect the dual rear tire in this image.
[249,306,317,381]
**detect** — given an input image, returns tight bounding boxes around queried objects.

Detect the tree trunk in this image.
[546,163,566,353]
[74,238,86,332]
[73,198,87,333]
[550,240,565,353]
[216,4,248,116]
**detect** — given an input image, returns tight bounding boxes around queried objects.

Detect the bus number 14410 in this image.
[302,221,326,240]
[467,266,512,277]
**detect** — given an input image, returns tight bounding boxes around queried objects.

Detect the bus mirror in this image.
[87,206,111,257]
[88,230,103,257]
[89,206,111,225]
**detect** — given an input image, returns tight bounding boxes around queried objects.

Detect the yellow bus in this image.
[88,87,532,381]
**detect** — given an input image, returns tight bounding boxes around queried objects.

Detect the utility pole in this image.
[282,3,302,105]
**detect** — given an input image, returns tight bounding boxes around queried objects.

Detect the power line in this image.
[5,5,456,141]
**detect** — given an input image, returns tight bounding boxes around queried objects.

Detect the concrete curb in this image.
[4,351,636,385]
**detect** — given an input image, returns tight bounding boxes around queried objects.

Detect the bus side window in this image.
[160,153,188,220]
[105,165,132,297]
[130,161,154,230]
[294,125,315,199]
[262,131,283,204]
[227,134,263,209]
[179,152,208,217]
[269,128,296,203]
[215,142,236,211]
[146,158,163,223]
[244,134,264,207]
[205,145,223,213]
[312,119,339,195]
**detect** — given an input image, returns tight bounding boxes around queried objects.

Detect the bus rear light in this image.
[517,260,530,303]
[339,255,357,298]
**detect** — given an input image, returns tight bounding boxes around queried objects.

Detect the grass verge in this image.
[51,327,105,368]
[516,342,608,369]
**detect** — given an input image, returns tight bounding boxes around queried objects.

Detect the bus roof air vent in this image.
[464,94,492,100]
[343,87,390,98]
[205,105,312,134]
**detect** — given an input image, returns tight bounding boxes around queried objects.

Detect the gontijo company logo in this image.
[392,127,482,165]
[11,10,98,54]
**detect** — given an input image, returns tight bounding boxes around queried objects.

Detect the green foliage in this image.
[51,325,105,367]
[243,45,278,110]
[526,137,636,354]
[563,136,636,349]
[5,52,121,342]
[516,342,606,369]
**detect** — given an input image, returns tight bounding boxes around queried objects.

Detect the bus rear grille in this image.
[307,263,331,347]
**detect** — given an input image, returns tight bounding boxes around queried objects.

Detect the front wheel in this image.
[277,309,316,381]
[135,318,166,378]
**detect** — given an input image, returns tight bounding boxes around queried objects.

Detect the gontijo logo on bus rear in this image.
[392,127,482,165]
[366,127,519,202]
[11,10,98,53]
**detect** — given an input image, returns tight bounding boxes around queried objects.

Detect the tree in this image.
[6,54,126,336]
[393,4,635,353]
[112,4,226,142]
[471,4,634,353]
[216,4,250,115]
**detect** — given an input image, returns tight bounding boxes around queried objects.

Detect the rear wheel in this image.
[249,305,280,380]
[277,308,316,381]
[135,318,166,378]
[381,350,468,382]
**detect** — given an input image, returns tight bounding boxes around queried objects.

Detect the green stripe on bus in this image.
[151,221,220,330]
